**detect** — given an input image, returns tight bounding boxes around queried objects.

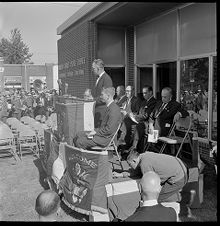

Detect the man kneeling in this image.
[113,150,188,203]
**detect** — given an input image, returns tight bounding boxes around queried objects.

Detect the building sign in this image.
[58,57,86,78]
[4,76,22,88]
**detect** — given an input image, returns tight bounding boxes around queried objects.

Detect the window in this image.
[180,57,209,138]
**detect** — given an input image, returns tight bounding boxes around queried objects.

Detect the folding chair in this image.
[91,122,124,170]
[17,126,39,159]
[0,124,18,161]
[158,114,194,158]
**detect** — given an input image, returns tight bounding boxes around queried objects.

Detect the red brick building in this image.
[57,2,216,141]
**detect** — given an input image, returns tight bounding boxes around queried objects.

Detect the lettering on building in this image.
[58,57,86,77]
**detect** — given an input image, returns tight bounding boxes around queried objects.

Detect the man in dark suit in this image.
[147,87,189,154]
[125,171,177,222]
[129,86,158,152]
[73,87,122,149]
[91,59,113,128]
[149,87,189,137]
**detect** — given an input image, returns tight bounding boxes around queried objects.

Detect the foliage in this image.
[0,28,33,64]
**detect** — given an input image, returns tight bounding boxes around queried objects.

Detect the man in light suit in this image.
[118,85,142,148]
[114,85,127,107]
[91,59,113,128]
[129,86,158,152]
[73,87,122,149]
[125,171,177,222]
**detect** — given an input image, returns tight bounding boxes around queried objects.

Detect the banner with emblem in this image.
[59,144,109,215]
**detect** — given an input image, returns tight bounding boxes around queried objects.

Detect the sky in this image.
[0,2,87,65]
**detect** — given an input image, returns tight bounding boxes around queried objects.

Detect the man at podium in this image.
[91,59,113,128]
[73,87,122,150]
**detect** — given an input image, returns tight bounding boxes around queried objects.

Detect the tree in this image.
[0,28,33,64]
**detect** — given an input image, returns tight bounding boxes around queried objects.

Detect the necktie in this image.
[155,102,166,118]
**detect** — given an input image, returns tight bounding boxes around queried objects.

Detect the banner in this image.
[59,144,109,215]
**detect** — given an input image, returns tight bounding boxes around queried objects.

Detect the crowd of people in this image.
[0,87,59,124]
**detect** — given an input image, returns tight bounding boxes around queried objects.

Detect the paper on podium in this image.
[84,101,95,131]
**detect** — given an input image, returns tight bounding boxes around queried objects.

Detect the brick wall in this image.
[126,26,135,86]
[58,21,97,98]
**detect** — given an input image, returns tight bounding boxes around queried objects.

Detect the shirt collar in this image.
[142,200,158,206]
[98,71,105,78]
[107,100,114,107]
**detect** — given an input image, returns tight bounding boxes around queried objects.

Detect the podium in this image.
[56,98,95,145]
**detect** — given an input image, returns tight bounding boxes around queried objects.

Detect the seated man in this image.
[73,87,122,149]
[118,85,142,148]
[113,150,189,203]
[125,171,177,222]
[147,87,189,153]
[128,85,157,152]
[35,189,61,222]
[114,85,127,107]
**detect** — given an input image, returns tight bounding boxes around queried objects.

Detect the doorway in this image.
[138,67,153,100]
[156,62,176,100]
[104,67,125,89]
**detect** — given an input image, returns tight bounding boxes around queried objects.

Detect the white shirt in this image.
[142,200,158,207]
[95,71,105,86]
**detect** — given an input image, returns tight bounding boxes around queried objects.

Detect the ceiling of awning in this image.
[94,2,184,26]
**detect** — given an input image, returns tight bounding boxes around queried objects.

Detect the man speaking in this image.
[91,59,113,128]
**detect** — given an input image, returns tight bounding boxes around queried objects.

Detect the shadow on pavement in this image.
[33,158,49,190]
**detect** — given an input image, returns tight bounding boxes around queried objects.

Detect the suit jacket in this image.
[122,96,142,115]
[115,94,127,107]
[93,101,122,147]
[150,100,189,136]
[135,96,158,123]
[92,72,113,106]
[125,204,177,222]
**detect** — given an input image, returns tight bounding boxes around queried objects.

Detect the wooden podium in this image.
[56,98,95,145]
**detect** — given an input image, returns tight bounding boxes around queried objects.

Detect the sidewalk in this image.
[0,153,85,221]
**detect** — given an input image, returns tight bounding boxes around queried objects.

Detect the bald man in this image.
[35,190,61,221]
[125,171,177,222]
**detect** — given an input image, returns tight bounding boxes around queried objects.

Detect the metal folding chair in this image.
[91,122,124,170]
[158,114,194,157]
[17,126,39,159]
[0,122,19,161]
